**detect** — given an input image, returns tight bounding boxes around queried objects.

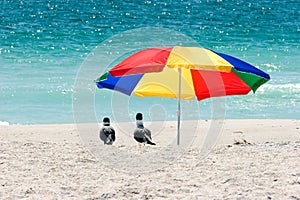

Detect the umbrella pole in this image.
[177,68,182,145]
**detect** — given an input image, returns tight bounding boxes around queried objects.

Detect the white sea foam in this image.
[261,63,280,72]
[260,83,300,93]
[0,121,9,126]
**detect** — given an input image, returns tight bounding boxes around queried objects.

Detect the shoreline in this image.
[1,119,299,144]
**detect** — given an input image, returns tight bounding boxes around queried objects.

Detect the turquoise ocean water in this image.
[1,0,299,124]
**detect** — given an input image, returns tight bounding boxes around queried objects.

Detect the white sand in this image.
[0,119,299,199]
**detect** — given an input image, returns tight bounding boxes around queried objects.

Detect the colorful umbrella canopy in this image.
[96,46,270,144]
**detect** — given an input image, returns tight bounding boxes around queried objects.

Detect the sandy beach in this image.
[0,119,299,199]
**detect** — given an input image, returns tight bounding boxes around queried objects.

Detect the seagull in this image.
[133,113,156,145]
[99,117,116,145]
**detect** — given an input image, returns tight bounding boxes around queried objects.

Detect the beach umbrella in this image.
[96,46,270,145]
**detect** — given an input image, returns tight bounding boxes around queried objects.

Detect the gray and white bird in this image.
[99,117,116,145]
[133,113,156,145]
